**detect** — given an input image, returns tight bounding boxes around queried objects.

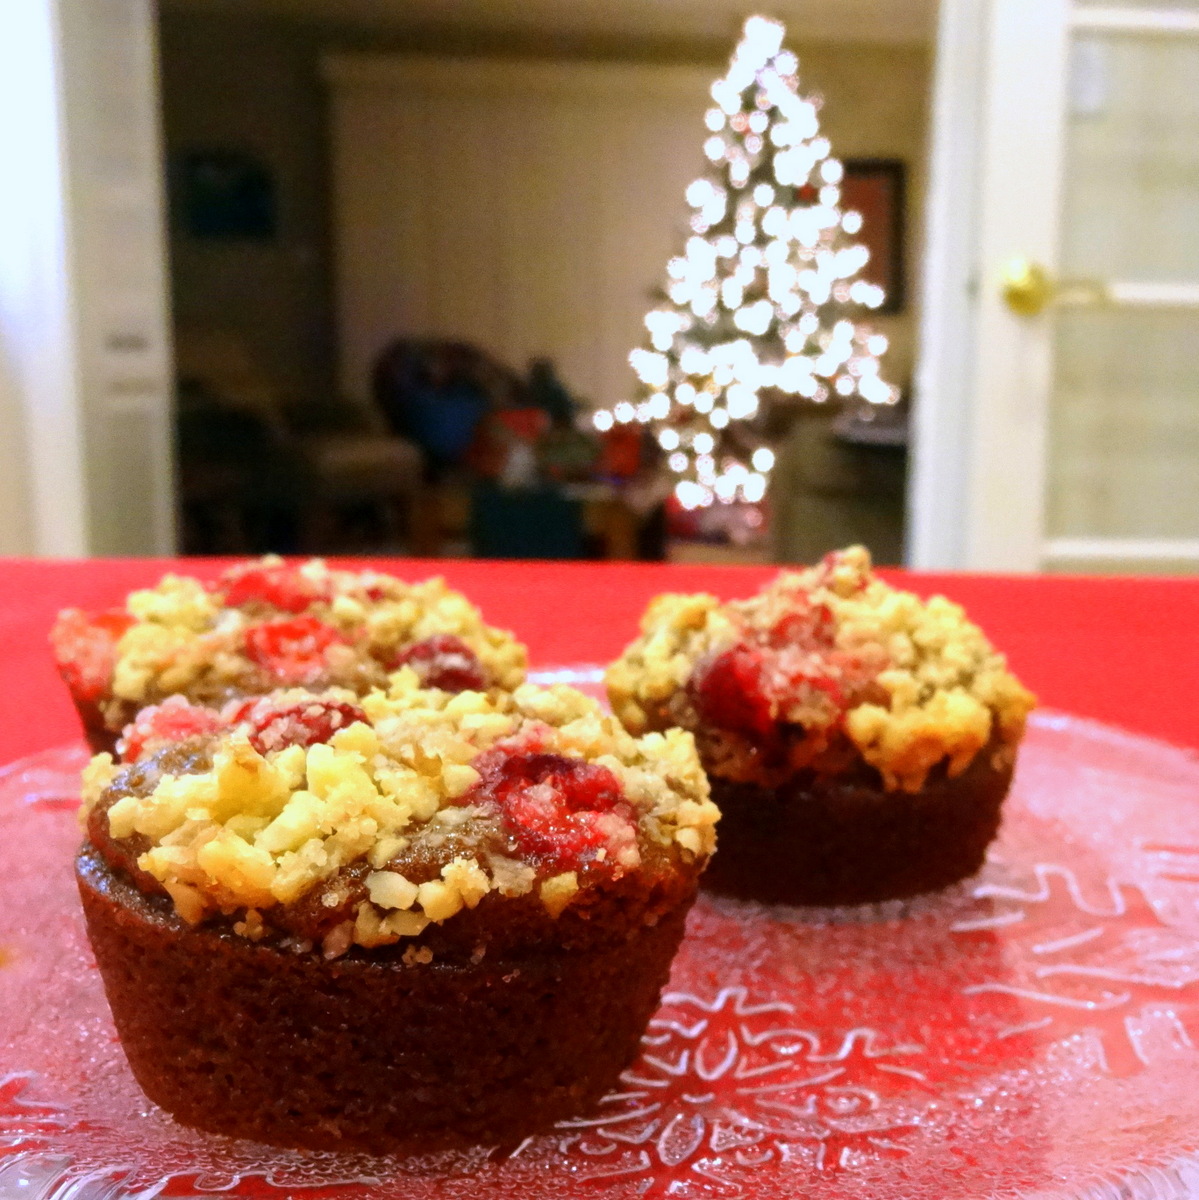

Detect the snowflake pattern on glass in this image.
[556,988,931,1191]
[3,705,1199,1199]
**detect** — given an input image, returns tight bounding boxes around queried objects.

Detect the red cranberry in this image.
[119,696,224,762]
[392,635,487,692]
[219,562,330,614]
[50,608,135,702]
[688,644,776,740]
[239,696,367,756]
[220,697,258,727]
[768,598,836,651]
[469,749,634,872]
[689,582,885,740]
[243,616,344,684]
[775,657,849,720]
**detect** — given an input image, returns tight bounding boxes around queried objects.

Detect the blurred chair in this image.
[176,380,308,553]
[371,339,524,469]
[174,326,421,553]
[370,338,526,554]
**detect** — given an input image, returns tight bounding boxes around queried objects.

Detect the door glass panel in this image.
[1047,308,1199,541]
[1046,27,1199,567]
[1074,0,1199,8]
[1060,34,1199,282]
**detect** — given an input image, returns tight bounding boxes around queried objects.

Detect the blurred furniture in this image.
[369,338,665,560]
[771,404,908,567]
[469,483,586,560]
[175,327,421,553]
[371,339,523,476]
[370,338,523,556]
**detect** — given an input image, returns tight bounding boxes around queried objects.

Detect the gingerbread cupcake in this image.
[76,676,717,1152]
[606,546,1034,906]
[51,557,526,754]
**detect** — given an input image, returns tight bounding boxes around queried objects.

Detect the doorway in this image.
[912,0,1199,573]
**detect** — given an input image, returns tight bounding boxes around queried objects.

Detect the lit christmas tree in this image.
[593,15,899,511]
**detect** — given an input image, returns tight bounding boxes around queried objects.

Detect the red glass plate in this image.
[3,668,1199,1199]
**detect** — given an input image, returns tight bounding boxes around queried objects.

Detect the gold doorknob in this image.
[1001,257,1053,317]
[1001,259,1111,315]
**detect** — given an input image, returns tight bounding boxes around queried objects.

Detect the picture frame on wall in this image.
[840,158,906,315]
[175,150,277,241]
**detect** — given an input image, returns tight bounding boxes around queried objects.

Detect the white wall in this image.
[326,49,930,415]
[326,57,714,411]
[160,11,337,408]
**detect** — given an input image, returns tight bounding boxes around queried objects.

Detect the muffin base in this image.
[70,695,121,756]
[701,746,1015,906]
[76,845,694,1153]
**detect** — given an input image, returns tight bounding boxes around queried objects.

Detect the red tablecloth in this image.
[1,557,1196,762]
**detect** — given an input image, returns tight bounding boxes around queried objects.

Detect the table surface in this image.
[3,557,1199,1199]
[0,557,1196,763]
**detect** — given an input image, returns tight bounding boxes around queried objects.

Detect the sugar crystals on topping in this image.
[118,695,225,762]
[391,634,488,692]
[607,545,1036,791]
[243,695,367,755]
[53,557,529,718]
[243,616,346,685]
[82,677,718,952]
[467,746,640,874]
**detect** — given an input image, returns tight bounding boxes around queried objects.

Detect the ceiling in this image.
[161,0,938,47]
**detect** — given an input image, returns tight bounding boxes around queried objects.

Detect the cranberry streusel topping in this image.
[51,558,528,738]
[81,677,716,952]
[607,546,1035,791]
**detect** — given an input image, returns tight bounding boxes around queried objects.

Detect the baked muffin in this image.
[606,546,1035,906]
[51,557,527,754]
[76,675,717,1152]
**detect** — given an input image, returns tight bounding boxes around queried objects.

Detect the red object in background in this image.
[468,409,554,480]
[663,492,699,538]
[599,427,642,478]
[1,559,1198,760]
[665,496,770,546]
[495,408,551,444]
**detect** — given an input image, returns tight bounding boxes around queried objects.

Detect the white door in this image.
[911,0,1199,573]
[0,0,175,556]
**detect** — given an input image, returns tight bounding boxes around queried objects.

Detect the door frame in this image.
[909,0,1072,571]
[0,0,175,557]
[0,0,89,555]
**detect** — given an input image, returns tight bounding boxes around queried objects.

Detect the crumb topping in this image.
[81,677,716,952]
[52,558,527,731]
[606,546,1036,792]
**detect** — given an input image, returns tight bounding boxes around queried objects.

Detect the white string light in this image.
[591,14,899,510]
